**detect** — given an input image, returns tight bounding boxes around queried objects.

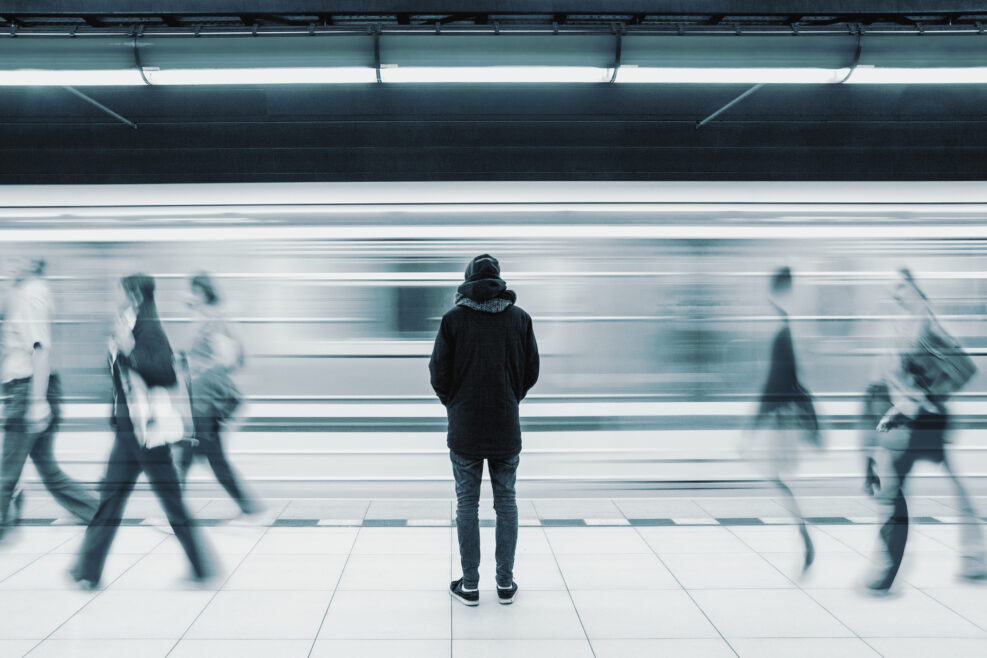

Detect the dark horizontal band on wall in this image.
[4,85,987,183]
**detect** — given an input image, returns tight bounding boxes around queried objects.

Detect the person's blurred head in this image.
[770,266,793,303]
[189,272,220,310]
[6,257,45,283]
[120,273,155,311]
[893,268,928,313]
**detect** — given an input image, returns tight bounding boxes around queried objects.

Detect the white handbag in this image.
[124,368,187,449]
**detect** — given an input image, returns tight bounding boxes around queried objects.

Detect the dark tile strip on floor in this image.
[16,515,978,528]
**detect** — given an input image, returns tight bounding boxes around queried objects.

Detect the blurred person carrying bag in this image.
[111,304,191,449]
[189,327,243,424]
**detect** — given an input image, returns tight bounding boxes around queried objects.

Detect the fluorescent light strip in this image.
[379,65,613,83]
[3,65,987,86]
[9,203,987,220]
[616,66,851,84]
[143,67,377,85]
[845,65,987,84]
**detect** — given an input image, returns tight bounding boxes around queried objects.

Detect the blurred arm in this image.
[429,315,453,406]
[27,294,52,402]
[521,317,539,400]
[879,349,928,430]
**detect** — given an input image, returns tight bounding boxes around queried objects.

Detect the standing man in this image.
[430,254,539,606]
[0,259,98,539]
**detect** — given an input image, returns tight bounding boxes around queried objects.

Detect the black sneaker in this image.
[450,578,479,606]
[497,581,518,605]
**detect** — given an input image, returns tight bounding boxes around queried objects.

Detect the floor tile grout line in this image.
[164,498,289,657]
[538,523,598,658]
[911,584,987,635]
[615,505,742,658]
[813,524,873,558]
[0,525,87,586]
[24,529,174,656]
[305,498,370,658]
[910,523,972,553]
[718,522,884,657]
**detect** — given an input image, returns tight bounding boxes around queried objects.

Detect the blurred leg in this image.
[488,454,519,588]
[451,451,484,589]
[198,417,255,514]
[29,375,98,522]
[0,379,33,533]
[176,438,196,488]
[73,434,141,584]
[872,450,913,590]
[141,444,210,579]
[942,453,986,578]
[775,478,813,571]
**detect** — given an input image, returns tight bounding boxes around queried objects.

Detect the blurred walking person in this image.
[176,273,257,519]
[745,267,820,573]
[430,255,539,606]
[863,269,984,594]
[72,274,210,588]
[0,258,98,539]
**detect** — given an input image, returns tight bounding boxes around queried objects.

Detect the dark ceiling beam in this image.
[2,2,985,17]
[857,13,917,26]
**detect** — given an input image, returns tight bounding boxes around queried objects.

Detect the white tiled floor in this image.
[0,501,985,657]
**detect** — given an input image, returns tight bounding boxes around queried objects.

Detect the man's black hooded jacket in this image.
[429,255,539,458]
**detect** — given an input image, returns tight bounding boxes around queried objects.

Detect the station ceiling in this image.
[1,2,986,183]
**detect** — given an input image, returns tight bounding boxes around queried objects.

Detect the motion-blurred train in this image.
[2,181,986,494]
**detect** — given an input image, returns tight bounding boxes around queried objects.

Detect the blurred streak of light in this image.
[3,204,987,219]
[8,224,987,242]
[48,400,987,419]
[19,271,987,281]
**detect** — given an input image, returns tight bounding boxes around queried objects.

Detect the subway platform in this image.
[0,495,985,657]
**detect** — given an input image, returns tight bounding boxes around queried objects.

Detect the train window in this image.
[394,286,447,335]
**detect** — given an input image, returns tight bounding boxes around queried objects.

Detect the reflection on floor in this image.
[0,496,985,657]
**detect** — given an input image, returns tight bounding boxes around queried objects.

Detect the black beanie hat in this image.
[464,254,501,281]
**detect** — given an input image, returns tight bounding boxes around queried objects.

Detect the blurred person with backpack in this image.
[862,269,985,594]
[177,273,258,519]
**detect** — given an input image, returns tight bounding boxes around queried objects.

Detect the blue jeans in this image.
[450,450,519,589]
